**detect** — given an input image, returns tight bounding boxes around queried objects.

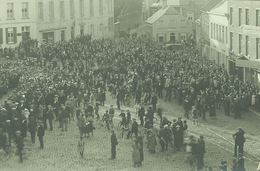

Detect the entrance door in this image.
[170,33,176,43]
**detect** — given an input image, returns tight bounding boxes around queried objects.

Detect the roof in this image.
[201,0,223,12]
[146,6,170,24]
[209,0,227,15]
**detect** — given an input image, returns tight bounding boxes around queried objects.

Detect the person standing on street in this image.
[111,130,118,160]
[197,135,206,170]
[233,128,245,157]
[37,123,45,149]
[28,114,37,144]
[15,131,24,163]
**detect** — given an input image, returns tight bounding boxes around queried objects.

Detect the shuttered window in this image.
[0,28,3,44]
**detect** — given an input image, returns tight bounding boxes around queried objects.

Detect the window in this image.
[257,38,260,59]
[110,0,113,12]
[99,0,103,16]
[90,24,94,35]
[158,35,164,42]
[257,9,260,26]
[219,25,221,41]
[60,1,65,20]
[0,28,3,45]
[107,0,110,13]
[230,7,233,25]
[230,32,233,50]
[239,8,242,26]
[49,1,54,21]
[108,17,113,31]
[222,26,224,42]
[170,33,176,43]
[211,23,213,38]
[42,32,54,43]
[22,2,29,18]
[71,27,75,39]
[61,30,65,41]
[38,2,44,20]
[245,9,249,25]
[70,0,75,19]
[90,0,94,16]
[225,27,228,43]
[245,35,249,56]
[216,24,218,40]
[213,24,215,39]
[7,3,14,19]
[239,34,242,53]
[80,25,84,36]
[21,26,30,39]
[100,23,104,36]
[6,27,17,44]
[80,0,84,17]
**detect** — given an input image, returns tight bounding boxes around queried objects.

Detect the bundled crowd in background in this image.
[0,35,258,170]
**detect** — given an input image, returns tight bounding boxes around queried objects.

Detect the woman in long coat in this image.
[132,139,141,167]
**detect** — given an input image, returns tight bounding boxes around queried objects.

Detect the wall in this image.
[209,1,229,70]
[0,0,37,48]
[228,0,260,60]
[152,11,192,42]
[0,0,114,48]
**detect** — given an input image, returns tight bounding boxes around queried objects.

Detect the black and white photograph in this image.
[0,0,260,170]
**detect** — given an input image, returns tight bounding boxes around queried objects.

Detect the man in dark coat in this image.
[131,119,138,138]
[44,105,54,131]
[111,130,118,159]
[28,114,37,143]
[137,135,144,165]
[151,94,158,112]
[138,106,145,126]
[173,125,183,151]
[15,131,24,163]
[197,135,206,170]
[233,128,245,157]
[37,123,45,149]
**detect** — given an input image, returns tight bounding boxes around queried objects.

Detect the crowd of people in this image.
[0,34,258,170]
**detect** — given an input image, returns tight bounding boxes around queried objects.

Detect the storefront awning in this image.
[236,59,260,69]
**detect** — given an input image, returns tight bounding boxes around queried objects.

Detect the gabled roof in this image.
[209,0,227,14]
[201,0,223,12]
[146,6,170,24]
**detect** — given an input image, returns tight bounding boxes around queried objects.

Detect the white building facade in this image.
[228,0,260,83]
[0,0,114,48]
[209,0,229,71]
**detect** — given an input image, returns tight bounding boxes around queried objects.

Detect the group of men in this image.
[0,34,258,170]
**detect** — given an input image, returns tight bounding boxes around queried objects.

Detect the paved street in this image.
[1,92,258,171]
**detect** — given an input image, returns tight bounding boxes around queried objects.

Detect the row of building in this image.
[196,0,260,84]
[0,0,114,47]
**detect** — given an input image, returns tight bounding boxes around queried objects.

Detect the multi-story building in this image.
[228,0,260,83]
[140,0,194,43]
[0,0,114,47]
[209,0,229,70]
[195,0,223,59]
